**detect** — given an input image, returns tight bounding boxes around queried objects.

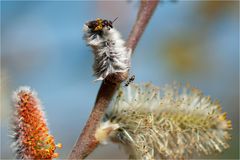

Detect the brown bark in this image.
[68,1,159,159]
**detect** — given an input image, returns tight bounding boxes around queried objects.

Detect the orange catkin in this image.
[11,87,61,159]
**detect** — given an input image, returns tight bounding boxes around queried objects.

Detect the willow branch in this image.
[126,0,159,52]
[68,0,159,159]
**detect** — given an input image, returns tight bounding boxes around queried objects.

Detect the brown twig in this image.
[68,0,159,159]
[126,0,159,52]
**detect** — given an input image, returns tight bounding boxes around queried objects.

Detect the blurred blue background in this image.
[1,1,239,159]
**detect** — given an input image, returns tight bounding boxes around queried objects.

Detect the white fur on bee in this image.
[83,25,131,81]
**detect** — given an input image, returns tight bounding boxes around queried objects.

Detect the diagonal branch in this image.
[68,0,159,159]
[126,0,159,52]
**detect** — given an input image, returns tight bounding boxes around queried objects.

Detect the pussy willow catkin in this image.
[11,87,61,159]
[95,83,232,159]
[83,18,131,81]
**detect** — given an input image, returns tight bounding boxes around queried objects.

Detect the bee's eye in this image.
[102,20,108,26]
[87,21,98,29]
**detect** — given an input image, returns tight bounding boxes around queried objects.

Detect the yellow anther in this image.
[227,120,232,128]
[52,152,59,158]
[218,112,227,121]
[56,143,62,149]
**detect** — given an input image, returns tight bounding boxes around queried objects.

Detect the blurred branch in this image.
[68,0,159,159]
[126,0,159,52]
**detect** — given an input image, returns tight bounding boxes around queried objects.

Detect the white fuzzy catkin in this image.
[96,83,232,159]
[83,19,131,81]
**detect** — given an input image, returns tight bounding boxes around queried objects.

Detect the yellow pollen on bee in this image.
[94,26,102,31]
[94,18,103,31]
[96,18,103,24]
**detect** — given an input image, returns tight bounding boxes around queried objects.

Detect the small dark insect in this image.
[86,17,118,32]
[125,75,135,87]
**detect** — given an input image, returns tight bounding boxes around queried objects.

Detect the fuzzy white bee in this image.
[83,18,131,81]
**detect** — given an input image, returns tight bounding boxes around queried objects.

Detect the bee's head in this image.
[86,18,116,32]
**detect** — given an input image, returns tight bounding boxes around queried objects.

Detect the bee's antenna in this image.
[112,17,118,24]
